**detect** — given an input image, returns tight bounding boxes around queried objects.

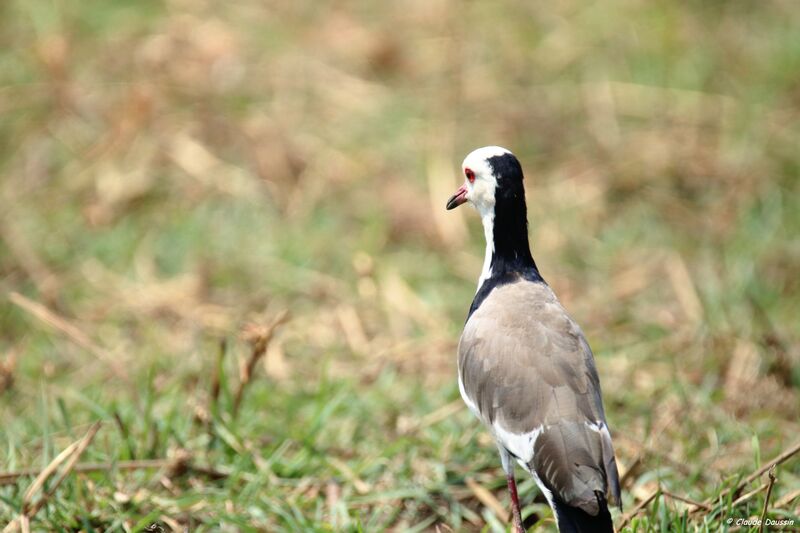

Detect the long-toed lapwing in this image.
[446,146,621,533]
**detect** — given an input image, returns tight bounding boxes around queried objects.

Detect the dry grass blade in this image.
[21,441,83,505]
[661,489,711,512]
[9,292,99,356]
[397,399,463,435]
[0,458,172,486]
[693,480,774,523]
[757,466,776,533]
[336,304,370,356]
[737,442,799,494]
[618,455,643,488]
[692,440,800,516]
[464,477,508,525]
[8,292,124,376]
[0,350,14,394]
[209,338,226,415]
[774,488,800,509]
[3,422,101,533]
[665,253,703,325]
[426,152,467,247]
[233,310,289,416]
[0,456,228,488]
[731,482,768,508]
[327,457,371,494]
[26,422,102,514]
[618,488,660,530]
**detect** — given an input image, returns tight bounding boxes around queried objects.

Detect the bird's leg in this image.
[499,446,525,533]
[505,470,525,533]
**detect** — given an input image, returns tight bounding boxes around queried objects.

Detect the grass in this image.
[1,0,799,531]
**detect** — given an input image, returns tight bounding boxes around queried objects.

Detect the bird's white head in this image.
[446,146,512,218]
[446,146,531,288]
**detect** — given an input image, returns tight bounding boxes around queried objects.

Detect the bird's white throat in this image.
[477,207,495,291]
[468,178,497,292]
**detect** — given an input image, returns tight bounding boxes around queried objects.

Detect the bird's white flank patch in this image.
[493,423,542,466]
[493,423,558,515]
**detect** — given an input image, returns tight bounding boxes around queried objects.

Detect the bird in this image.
[446,146,621,533]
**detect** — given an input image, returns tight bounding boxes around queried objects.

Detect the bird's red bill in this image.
[446,184,468,210]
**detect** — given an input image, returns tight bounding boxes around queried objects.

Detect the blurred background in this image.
[1,0,798,531]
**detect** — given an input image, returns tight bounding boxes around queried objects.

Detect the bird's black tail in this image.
[552,492,614,533]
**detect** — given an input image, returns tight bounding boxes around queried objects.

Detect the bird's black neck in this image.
[489,193,540,278]
[467,196,543,320]
[484,152,542,281]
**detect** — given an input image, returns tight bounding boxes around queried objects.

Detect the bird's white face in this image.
[446,146,510,218]
[446,146,517,289]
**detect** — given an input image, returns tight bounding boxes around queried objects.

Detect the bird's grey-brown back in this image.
[459,280,604,431]
[458,279,620,512]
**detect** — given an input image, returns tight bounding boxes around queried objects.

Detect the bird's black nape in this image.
[485,153,540,277]
[467,153,544,319]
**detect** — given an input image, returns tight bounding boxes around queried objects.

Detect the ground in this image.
[1,0,799,531]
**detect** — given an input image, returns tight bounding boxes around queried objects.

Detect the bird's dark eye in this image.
[465,168,475,183]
